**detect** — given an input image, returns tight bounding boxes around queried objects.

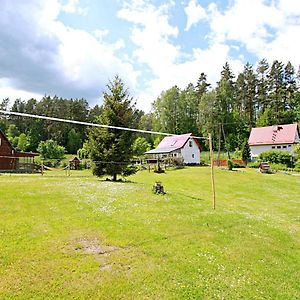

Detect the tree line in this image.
[147,59,300,151]
[1,59,300,156]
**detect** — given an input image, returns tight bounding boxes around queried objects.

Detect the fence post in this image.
[41,161,44,176]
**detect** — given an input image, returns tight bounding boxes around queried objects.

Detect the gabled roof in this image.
[146,133,201,154]
[248,124,299,146]
[0,128,14,150]
[0,128,38,157]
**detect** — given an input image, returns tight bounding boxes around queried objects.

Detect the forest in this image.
[0,59,300,155]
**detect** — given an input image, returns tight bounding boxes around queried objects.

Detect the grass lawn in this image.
[0,167,299,299]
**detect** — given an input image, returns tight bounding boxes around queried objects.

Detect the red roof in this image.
[146,133,202,154]
[157,133,192,150]
[248,124,299,146]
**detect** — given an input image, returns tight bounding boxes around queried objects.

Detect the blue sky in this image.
[1,0,300,111]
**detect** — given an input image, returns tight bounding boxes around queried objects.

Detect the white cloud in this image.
[93,29,110,40]
[61,0,89,16]
[118,1,179,76]
[0,79,43,103]
[207,0,300,66]
[184,0,207,31]
[0,0,138,105]
[119,0,242,111]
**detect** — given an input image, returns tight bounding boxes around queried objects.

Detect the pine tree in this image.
[256,58,269,114]
[88,76,139,181]
[267,60,285,123]
[196,72,210,101]
[242,140,251,163]
[242,63,257,128]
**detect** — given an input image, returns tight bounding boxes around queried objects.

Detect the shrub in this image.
[293,144,300,159]
[294,159,300,171]
[242,141,251,163]
[232,149,242,160]
[227,159,234,171]
[247,162,260,168]
[258,150,293,168]
[269,163,288,172]
[37,140,66,160]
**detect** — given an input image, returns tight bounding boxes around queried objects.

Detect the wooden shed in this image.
[69,156,81,170]
[0,129,38,172]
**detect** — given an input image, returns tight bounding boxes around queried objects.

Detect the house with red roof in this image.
[145,133,202,164]
[248,123,299,158]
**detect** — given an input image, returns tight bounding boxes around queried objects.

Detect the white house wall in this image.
[250,144,295,158]
[180,138,201,164]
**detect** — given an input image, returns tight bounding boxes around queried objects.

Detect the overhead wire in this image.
[0,110,209,140]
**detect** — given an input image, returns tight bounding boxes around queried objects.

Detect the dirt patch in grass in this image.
[99,263,113,271]
[74,238,121,256]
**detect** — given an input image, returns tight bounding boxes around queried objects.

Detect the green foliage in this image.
[242,141,251,162]
[16,133,29,151]
[88,75,138,181]
[153,137,161,148]
[67,128,82,154]
[231,149,242,159]
[258,150,293,167]
[77,141,90,159]
[293,144,300,159]
[6,124,19,140]
[247,162,261,168]
[294,159,300,171]
[37,139,66,160]
[132,137,151,156]
[2,59,299,158]
[152,84,200,136]
[122,165,138,177]
[227,159,234,170]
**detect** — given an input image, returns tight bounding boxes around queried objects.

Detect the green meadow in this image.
[0,167,299,299]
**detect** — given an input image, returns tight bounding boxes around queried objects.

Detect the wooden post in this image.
[41,161,44,176]
[209,133,216,210]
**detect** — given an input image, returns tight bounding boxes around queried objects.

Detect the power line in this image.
[0,110,208,140]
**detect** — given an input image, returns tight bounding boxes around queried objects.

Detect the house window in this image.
[189,140,193,147]
[277,145,281,149]
[288,145,291,148]
[283,145,287,149]
[271,146,275,149]
[192,154,194,158]
[173,153,177,157]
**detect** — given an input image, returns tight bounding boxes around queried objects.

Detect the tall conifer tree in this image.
[88,76,138,181]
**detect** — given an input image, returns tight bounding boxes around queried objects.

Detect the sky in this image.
[1,0,300,112]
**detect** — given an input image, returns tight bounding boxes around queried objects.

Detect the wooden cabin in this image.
[145,133,202,165]
[0,129,38,172]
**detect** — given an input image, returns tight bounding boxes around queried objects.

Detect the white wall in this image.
[250,143,295,158]
[180,138,201,164]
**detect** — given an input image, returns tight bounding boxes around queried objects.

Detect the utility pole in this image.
[209,133,216,210]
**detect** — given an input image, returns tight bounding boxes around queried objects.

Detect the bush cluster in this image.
[258,150,293,168]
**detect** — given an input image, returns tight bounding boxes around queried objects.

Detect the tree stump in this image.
[153,181,165,194]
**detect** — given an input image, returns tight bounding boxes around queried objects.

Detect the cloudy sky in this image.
[1,0,300,112]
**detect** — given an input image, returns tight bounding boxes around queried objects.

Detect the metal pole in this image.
[209,133,216,210]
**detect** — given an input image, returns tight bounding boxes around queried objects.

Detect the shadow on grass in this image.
[172,191,205,201]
